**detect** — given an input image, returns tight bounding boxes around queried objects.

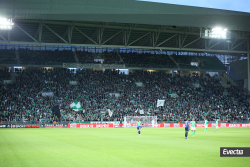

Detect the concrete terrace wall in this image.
[229,59,248,81]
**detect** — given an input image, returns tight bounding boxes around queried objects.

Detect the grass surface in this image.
[0,127,250,167]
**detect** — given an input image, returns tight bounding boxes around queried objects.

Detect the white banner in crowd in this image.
[107,109,113,117]
[70,100,83,111]
[135,82,143,87]
[3,80,12,84]
[139,109,144,114]
[157,99,165,107]
[42,92,54,97]
[69,81,78,85]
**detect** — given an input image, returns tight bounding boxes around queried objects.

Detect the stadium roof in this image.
[0,0,249,55]
[1,0,250,31]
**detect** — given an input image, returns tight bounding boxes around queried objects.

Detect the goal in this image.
[124,116,157,127]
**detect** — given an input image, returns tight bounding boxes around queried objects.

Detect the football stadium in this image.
[0,0,250,166]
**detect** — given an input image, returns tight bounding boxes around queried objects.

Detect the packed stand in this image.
[0,68,249,123]
[198,56,226,71]
[0,68,11,83]
[0,49,17,64]
[171,55,199,70]
[76,51,122,64]
[76,50,95,63]
[120,52,177,68]
[103,52,121,64]
[19,49,76,65]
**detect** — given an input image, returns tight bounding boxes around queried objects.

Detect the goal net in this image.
[124,116,157,128]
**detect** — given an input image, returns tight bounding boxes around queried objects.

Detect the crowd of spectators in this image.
[0,49,17,64]
[0,68,11,82]
[19,49,76,65]
[0,48,225,71]
[0,68,249,123]
[76,50,95,64]
[76,50,122,64]
[103,52,121,64]
[120,52,177,68]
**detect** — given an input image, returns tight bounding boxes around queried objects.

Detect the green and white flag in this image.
[107,109,113,117]
[157,99,165,107]
[70,100,83,111]
[139,109,144,114]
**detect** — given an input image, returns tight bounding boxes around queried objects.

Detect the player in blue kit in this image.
[185,119,190,139]
[137,120,144,135]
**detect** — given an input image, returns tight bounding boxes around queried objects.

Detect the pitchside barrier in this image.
[0,123,250,129]
[0,123,68,128]
[67,123,250,128]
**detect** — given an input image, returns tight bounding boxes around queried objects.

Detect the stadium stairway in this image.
[74,52,79,63]
[231,97,238,105]
[118,54,124,64]
[220,77,232,88]
[169,55,180,69]
[195,57,201,70]
[10,71,17,83]
[222,73,238,87]
[15,50,20,64]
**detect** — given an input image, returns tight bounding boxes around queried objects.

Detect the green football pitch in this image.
[0,128,249,167]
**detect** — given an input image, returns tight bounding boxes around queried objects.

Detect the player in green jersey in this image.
[137,120,142,135]
[137,120,141,126]
[190,118,196,137]
[204,119,208,132]
[214,119,219,132]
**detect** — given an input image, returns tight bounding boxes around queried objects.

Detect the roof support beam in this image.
[208,40,223,49]
[179,34,181,48]
[0,34,7,42]
[128,32,151,46]
[74,26,98,45]
[8,31,10,43]
[152,32,154,47]
[0,41,249,54]
[183,37,200,48]
[125,25,134,46]
[34,21,43,42]
[60,26,70,42]
[38,22,43,43]
[16,20,250,40]
[98,25,105,45]
[68,25,73,44]
[34,24,39,40]
[205,39,208,50]
[156,34,177,47]
[15,24,38,42]
[102,29,124,45]
[181,34,187,48]
[230,39,238,49]
[43,23,68,43]
[153,31,160,47]
[231,40,246,50]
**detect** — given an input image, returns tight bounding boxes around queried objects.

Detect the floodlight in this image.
[0,18,14,30]
[209,27,228,39]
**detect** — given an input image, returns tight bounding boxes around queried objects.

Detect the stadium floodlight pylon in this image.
[124,116,157,127]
